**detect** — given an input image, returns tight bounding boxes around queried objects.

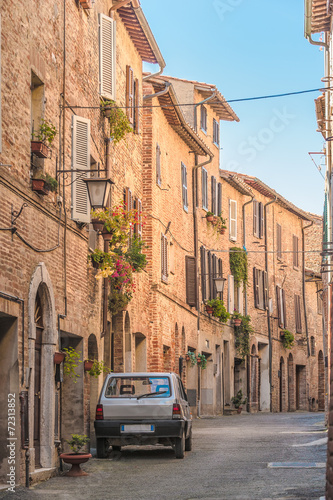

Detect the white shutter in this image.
[229,200,237,241]
[228,275,234,313]
[71,115,90,223]
[99,14,116,101]
[238,284,244,315]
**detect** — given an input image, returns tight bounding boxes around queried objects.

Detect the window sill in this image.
[161,277,168,285]
[200,127,207,135]
[213,142,219,150]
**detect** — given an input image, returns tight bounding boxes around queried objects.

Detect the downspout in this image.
[242,196,254,316]
[143,82,171,100]
[264,196,277,413]
[302,220,314,357]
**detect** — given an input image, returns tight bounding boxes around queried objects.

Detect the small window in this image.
[228,275,234,313]
[213,118,219,146]
[200,105,207,133]
[229,200,237,241]
[277,223,282,260]
[316,282,323,315]
[134,198,142,238]
[253,268,268,310]
[253,201,264,238]
[202,168,208,210]
[276,285,286,329]
[156,144,161,186]
[293,235,299,268]
[185,256,196,307]
[126,66,134,125]
[310,336,315,356]
[211,176,217,215]
[294,294,302,333]
[161,233,168,283]
[181,162,188,212]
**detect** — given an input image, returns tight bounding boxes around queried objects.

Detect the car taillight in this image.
[172,403,181,419]
[96,404,104,420]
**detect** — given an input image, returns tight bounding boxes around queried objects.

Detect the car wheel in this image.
[96,438,109,458]
[174,431,185,459]
[112,445,121,452]
[185,427,192,451]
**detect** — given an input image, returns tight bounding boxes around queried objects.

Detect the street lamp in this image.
[82,178,114,210]
[213,277,226,294]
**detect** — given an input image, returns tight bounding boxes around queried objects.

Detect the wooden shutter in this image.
[282,288,287,328]
[208,251,213,300]
[71,115,91,223]
[217,183,222,216]
[156,144,161,186]
[293,235,299,268]
[186,256,197,307]
[253,201,259,237]
[99,14,116,100]
[213,119,219,146]
[200,246,206,301]
[126,66,134,124]
[276,286,282,328]
[218,258,223,299]
[263,271,268,309]
[211,176,217,215]
[212,254,218,299]
[202,168,208,209]
[229,200,237,241]
[238,284,244,315]
[295,294,302,333]
[181,163,188,211]
[259,202,264,238]
[134,78,140,134]
[253,267,259,308]
[277,223,282,259]
[228,275,234,313]
[161,234,168,283]
[134,198,142,238]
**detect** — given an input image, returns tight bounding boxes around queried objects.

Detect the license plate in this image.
[121,424,154,433]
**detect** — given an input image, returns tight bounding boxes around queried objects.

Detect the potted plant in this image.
[31,119,57,158]
[60,434,91,477]
[205,298,230,323]
[205,211,215,223]
[186,351,197,366]
[281,329,295,349]
[100,99,132,144]
[197,353,207,369]
[79,0,93,8]
[32,172,58,195]
[63,347,82,383]
[218,214,227,234]
[85,359,110,378]
[54,351,66,365]
[231,390,247,414]
[232,311,243,327]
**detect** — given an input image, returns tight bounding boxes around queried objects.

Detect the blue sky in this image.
[141,0,325,215]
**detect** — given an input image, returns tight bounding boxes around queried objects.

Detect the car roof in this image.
[106,372,177,378]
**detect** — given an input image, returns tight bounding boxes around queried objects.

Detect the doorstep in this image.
[29,467,57,486]
[224,408,238,416]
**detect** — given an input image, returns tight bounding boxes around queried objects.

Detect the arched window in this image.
[310,336,315,356]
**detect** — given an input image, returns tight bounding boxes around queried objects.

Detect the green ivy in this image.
[234,315,253,359]
[206,298,230,323]
[281,329,294,349]
[229,247,248,287]
[101,99,133,144]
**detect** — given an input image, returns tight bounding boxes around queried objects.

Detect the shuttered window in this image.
[211,176,217,215]
[202,168,208,210]
[200,105,207,132]
[71,115,91,223]
[126,65,134,125]
[229,199,237,241]
[218,258,223,300]
[156,144,161,186]
[228,275,235,313]
[200,246,207,301]
[99,14,116,100]
[181,162,188,212]
[134,78,140,134]
[161,234,168,283]
[253,268,268,310]
[124,187,133,241]
[213,119,219,146]
[134,198,142,238]
[316,282,323,315]
[293,235,299,268]
[277,223,282,260]
[253,201,264,238]
[238,285,244,315]
[294,294,302,333]
[276,286,287,329]
[217,182,222,216]
[186,256,197,307]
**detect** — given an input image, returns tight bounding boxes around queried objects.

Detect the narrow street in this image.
[2,412,326,500]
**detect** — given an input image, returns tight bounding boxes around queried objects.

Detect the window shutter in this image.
[238,284,244,315]
[282,288,287,328]
[212,254,217,299]
[276,286,282,328]
[263,271,268,309]
[293,235,299,268]
[295,294,302,333]
[134,198,142,238]
[202,168,208,210]
[229,200,237,241]
[259,202,264,239]
[156,144,161,186]
[277,223,282,259]
[134,78,140,134]
[217,183,222,216]
[99,14,116,100]
[186,256,197,307]
[208,251,213,300]
[228,275,234,313]
[200,246,206,301]
[126,66,134,124]
[182,163,188,211]
[71,115,91,223]
[253,267,259,308]
[211,176,217,215]
[161,234,168,283]
[218,258,223,299]
[253,201,258,237]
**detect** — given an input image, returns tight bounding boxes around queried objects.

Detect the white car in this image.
[94,372,192,459]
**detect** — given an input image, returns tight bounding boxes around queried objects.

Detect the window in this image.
[99,14,116,100]
[229,200,237,241]
[310,336,315,356]
[253,201,264,238]
[211,176,217,215]
[253,268,268,310]
[316,282,323,315]
[181,162,188,212]
[156,144,161,186]
[124,187,133,240]
[134,78,140,133]
[200,247,223,302]
[134,198,142,238]
[228,275,234,313]
[126,66,134,125]
[217,182,222,216]
[185,256,197,307]
[276,223,282,260]
[213,118,219,146]
[71,115,91,223]
[169,242,175,275]
[202,168,208,210]
[161,233,168,283]
[200,246,207,301]
[294,294,302,333]
[200,105,207,133]
[293,235,299,268]
[276,286,286,329]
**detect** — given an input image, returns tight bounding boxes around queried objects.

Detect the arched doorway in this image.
[318,350,325,411]
[279,357,285,412]
[88,334,98,448]
[250,345,258,412]
[288,353,294,411]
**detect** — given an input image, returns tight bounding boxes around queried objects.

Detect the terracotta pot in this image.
[197,358,202,363]
[31,179,48,195]
[84,360,94,372]
[54,352,65,365]
[102,228,114,241]
[91,218,104,233]
[79,0,93,8]
[185,355,190,361]
[220,228,226,235]
[234,318,242,327]
[103,106,113,118]
[237,407,242,414]
[205,305,213,314]
[59,453,92,477]
[31,141,49,158]
[206,215,214,223]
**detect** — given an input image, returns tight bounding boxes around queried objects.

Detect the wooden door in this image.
[34,327,42,468]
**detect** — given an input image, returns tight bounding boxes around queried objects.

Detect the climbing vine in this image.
[234,315,253,360]
[229,247,248,287]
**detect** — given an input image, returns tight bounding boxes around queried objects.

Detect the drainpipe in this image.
[264,196,277,413]
[143,82,171,100]
[302,220,314,358]
[242,196,254,316]
[194,90,217,133]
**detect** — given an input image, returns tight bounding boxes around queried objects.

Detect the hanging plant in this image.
[197,353,207,369]
[234,315,253,360]
[100,99,133,144]
[63,347,82,382]
[229,247,248,287]
[186,351,197,367]
[85,359,110,378]
[205,298,230,323]
[281,329,295,349]
[108,289,132,315]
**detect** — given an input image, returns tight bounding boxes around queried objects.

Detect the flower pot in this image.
[220,228,226,235]
[84,360,94,372]
[79,0,93,8]
[233,318,242,327]
[185,355,190,361]
[54,352,65,365]
[31,141,49,158]
[59,453,92,477]
[205,305,213,314]
[32,179,49,195]
[237,407,242,414]
[102,228,114,241]
[206,215,214,223]
[197,358,202,363]
[91,218,104,233]
[103,106,113,118]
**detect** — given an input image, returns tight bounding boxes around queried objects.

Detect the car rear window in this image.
[104,376,171,399]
